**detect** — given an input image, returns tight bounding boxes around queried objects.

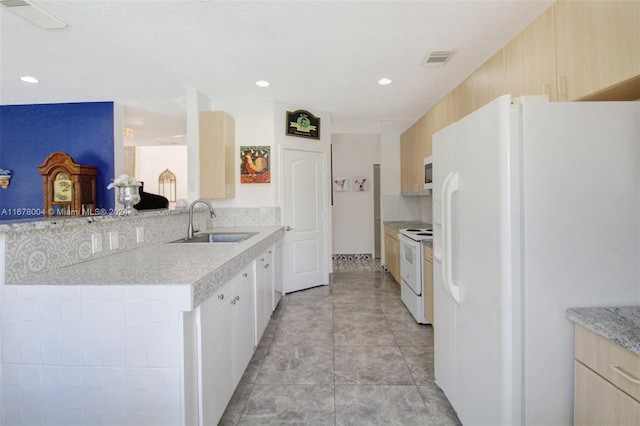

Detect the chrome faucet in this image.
[187,199,216,239]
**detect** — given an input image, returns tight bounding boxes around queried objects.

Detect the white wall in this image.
[378,120,431,223]
[135,145,188,204]
[204,99,277,207]
[331,133,380,255]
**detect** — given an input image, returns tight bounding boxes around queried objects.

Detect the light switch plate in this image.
[91,234,102,254]
[109,231,119,250]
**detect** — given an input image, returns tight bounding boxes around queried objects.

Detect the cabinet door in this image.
[400,130,412,193]
[384,234,394,277]
[255,249,274,345]
[504,7,557,101]
[384,232,394,275]
[200,296,234,426]
[391,238,400,283]
[574,361,640,425]
[554,0,640,101]
[452,49,506,120]
[423,258,434,325]
[273,240,283,310]
[232,272,256,387]
[199,111,236,198]
[384,232,400,284]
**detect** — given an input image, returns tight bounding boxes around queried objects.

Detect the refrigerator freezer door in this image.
[434,94,516,426]
[433,123,458,408]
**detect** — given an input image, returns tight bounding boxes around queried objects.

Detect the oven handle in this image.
[442,172,461,304]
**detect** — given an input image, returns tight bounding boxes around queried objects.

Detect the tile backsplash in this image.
[1,207,280,283]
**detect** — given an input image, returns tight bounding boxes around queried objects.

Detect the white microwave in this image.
[424,156,433,190]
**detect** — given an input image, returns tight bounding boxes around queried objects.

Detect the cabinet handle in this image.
[230,299,237,305]
[235,295,240,301]
[264,263,270,269]
[556,75,567,98]
[218,294,224,300]
[542,82,550,96]
[243,272,248,278]
[268,250,272,254]
[260,258,265,262]
[610,364,640,384]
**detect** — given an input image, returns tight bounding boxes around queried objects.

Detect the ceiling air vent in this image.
[421,50,456,67]
[0,0,68,29]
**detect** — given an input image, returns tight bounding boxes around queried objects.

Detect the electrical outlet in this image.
[136,227,145,244]
[91,234,102,254]
[109,231,119,250]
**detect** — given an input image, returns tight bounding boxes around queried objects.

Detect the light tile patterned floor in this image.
[219,270,462,425]
[332,255,382,272]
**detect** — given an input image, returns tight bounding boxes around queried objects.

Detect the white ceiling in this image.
[0,0,553,145]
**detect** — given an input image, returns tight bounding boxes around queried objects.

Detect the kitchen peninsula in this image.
[0,208,284,426]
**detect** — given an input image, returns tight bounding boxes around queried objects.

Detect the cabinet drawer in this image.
[233,264,253,292]
[574,360,640,425]
[575,324,640,402]
[200,283,230,320]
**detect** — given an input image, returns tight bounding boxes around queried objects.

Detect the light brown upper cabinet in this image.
[452,49,506,122]
[429,92,455,137]
[505,7,558,101]
[554,0,640,101]
[199,111,236,199]
[400,126,414,194]
[400,113,431,195]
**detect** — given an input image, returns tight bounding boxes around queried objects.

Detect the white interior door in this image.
[281,144,329,293]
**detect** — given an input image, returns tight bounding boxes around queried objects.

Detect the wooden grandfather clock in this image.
[38,152,98,217]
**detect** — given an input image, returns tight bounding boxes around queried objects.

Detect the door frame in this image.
[278,141,333,288]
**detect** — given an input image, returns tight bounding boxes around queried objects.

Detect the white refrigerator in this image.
[432,94,640,425]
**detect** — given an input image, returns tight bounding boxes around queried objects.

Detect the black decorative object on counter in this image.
[134,182,169,210]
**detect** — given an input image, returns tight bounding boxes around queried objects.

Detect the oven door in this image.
[399,234,422,296]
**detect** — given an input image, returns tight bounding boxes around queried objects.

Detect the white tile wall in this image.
[0,206,281,425]
[0,284,191,426]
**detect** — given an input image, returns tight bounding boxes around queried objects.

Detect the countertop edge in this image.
[7,226,285,310]
[191,228,284,307]
[566,306,640,356]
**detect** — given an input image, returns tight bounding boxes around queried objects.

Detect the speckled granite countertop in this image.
[566,306,640,356]
[10,226,284,308]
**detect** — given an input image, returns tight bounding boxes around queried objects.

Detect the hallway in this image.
[219,270,461,425]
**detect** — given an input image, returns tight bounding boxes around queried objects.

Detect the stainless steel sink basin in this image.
[172,232,257,244]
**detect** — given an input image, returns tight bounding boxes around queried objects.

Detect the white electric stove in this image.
[398,227,433,324]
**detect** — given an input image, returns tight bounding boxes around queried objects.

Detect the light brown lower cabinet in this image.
[383,225,400,284]
[573,324,640,425]
[423,244,434,325]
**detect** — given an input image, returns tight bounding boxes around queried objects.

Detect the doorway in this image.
[280,143,330,293]
[373,164,381,259]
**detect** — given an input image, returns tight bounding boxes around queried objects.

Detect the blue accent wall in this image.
[0,102,115,220]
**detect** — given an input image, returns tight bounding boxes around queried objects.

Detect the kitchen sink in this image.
[172,232,257,244]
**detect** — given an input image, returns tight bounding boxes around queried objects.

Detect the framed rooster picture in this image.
[240,146,270,184]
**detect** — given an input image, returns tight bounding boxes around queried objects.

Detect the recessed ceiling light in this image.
[20,75,39,83]
[378,78,392,86]
[256,80,270,87]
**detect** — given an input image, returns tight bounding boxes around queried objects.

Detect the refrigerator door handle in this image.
[442,172,461,304]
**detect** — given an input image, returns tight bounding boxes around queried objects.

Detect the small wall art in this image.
[333,177,348,192]
[240,146,270,184]
[286,109,320,140]
[352,176,369,192]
